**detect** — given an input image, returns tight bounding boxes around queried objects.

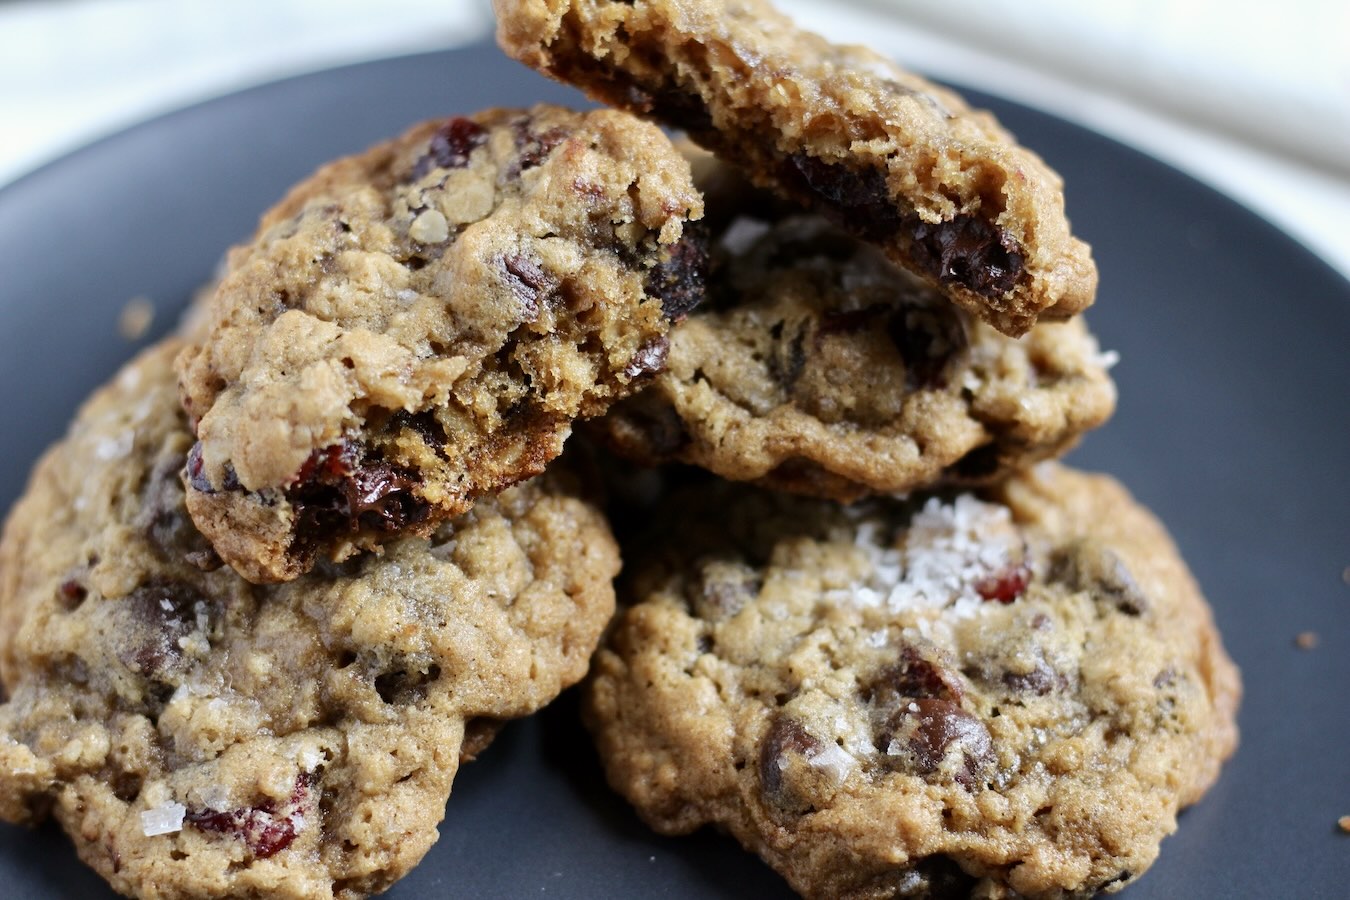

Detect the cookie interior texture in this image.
[176,103,704,583]
[0,341,619,900]
[595,210,1117,501]
[494,0,1097,336]
[585,464,1239,898]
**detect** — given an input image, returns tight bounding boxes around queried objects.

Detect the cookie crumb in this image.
[1339,815,1350,834]
[118,296,154,340]
[1294,631,1319,650]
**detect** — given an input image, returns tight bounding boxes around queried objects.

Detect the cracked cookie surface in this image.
[586,464,1239,899]
[0,341,619,899]
[176,104,703,582]
[495,0,1096,335]
[595,209,1116,501]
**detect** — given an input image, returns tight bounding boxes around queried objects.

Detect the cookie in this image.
[586,464,1240,898]
[596,210,1116,501]
[0,340,619,899]
[494,0,1096,336]
[176,103,704,583]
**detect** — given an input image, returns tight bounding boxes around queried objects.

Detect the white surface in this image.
[2,0,1347,281]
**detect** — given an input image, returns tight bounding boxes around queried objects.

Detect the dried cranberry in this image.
[412,118,488,180]
[185,773,315,859]
[975,562,1031,604]
[501,252,558,320]
[58,579,87,610]
[887,698,992,789]
[758,714,822,812]
[185,442,241,494]
[292,443,355,486]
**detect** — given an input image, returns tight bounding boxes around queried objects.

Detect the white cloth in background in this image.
[1,0,1347,279]
[854,0,1350,174]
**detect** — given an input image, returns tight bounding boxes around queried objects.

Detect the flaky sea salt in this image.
[807,741,857,787]
[1092,348,1121,371]
[94,431,134,461]
[840,494,1021,619]
[719,217,771,254]
[299,746,324,772]
[140,801,186,837]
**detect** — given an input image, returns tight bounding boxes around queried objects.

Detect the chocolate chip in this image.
[603,394,689,459]
[786,155,903,239]
[646,87,715,137]
[110,770,143,803]
[1098,871,1134,890]
[779,154,1027,300]
[623,337,670,379]
[501,252,558,320]
[145,451,218,563]
[865,645,966,706]
[887,304,967,391]
[884,698,993,789]
[287,442,431,552]
[1001,660,1066,696]
[412,117,488,180]
[1051,542,1149,615]
[186,772,316,859]
[691,560,761,621]
[816,306,887,337]
[114,579,210,684]
[908,215,1025,299]
[758,714,822,813]
[391,409,449,458]
[644,222,709,320]
[869,855,979,899]
[348,463,424,526]
[510,119,567,174]
[767,321,808,390]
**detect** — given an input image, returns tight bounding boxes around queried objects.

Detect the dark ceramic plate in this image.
[1,41,1348,900]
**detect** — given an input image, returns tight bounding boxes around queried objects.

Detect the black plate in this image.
[1,42,1348,900]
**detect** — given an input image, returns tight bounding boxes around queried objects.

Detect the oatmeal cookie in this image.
[176,104,703,582]
[596,212,1116,500]
[586,464,1240,898]
[0,340,619,899]
[495,0,1096,335]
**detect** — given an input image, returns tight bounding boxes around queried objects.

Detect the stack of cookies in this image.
[0,1,1240,898]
